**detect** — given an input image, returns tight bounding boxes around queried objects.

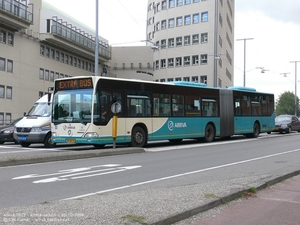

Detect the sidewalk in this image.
[176,173,300,225]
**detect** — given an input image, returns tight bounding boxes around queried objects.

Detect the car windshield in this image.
[27,102,51,117]
[275,116,291,123]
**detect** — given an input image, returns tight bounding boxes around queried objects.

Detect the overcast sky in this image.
[45,0,300,100]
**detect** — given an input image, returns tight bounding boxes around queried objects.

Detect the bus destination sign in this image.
[56,78,93,90]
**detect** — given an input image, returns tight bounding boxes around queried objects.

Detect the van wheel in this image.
[131,126,146,147]
[20,142,31,147]
[204,124,215,142]
[44,133,56,148]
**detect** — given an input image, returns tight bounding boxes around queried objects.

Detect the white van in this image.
[14,94,55,148]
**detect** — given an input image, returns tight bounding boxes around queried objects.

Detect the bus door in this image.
[219,89,234,137]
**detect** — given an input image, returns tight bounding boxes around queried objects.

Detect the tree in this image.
[275,91,299,115]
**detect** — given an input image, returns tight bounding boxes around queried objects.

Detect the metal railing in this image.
[0,0,33,23]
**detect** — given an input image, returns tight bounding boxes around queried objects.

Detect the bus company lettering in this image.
[168,121,187,131]
[63,125,76,130]
[58,78,92,90]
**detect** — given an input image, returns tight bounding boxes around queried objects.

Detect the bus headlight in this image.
[84,132,99,138]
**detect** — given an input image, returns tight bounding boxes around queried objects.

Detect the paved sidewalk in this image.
[175,173,300,225]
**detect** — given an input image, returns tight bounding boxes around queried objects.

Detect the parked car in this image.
[0,117,23,144]
[269,115,300,134]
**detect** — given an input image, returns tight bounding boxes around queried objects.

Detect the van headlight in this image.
[31,127,42,132]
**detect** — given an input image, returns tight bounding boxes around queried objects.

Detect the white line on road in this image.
[63,148,300,200]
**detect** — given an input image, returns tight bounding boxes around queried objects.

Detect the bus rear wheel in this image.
[247,122,260,138]
[204,124,215,142]
[131,126,146,147]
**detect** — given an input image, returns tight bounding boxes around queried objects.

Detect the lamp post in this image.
[236,38,254,87]
[290,61,300,116]
[94,0,99,76]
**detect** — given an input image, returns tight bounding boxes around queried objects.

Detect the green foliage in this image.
[276,91,299,115]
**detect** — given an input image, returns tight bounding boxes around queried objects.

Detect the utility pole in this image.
[290,61,300,115]
[236,38,254,87]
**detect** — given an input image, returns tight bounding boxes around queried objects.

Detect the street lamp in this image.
[290,61,300,116]
[236,38,254,87]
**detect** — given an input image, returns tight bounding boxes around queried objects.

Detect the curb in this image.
[0,147,145,167]
[150,170,300,225]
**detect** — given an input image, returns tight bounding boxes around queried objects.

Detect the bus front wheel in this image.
[131,126,146,147]
[204,124,215,142]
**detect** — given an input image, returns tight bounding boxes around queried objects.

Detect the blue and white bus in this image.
[51,76,275,147]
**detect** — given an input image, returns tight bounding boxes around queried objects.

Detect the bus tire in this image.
[44,133,56,148]
[204,124,215,142]
[131,126,146,147]
[248,122,260,138]
[20,142,30,147]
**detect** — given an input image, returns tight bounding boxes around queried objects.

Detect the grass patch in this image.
[204,193,218,198]
[122,214,147,225]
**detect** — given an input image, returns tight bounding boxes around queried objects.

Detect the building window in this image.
[193,13,199,23]
[192,34,199,44]
[192,76,199,82]
[60,73,64,78]
[0,58,5,71]
[156,2,161,12]
[176,17,183,27]
[39,91,44,98]
[161,20,167,29]
[56,51,60,61]
[55,72,59,80]
[176,37,182,46]
[50,49,55,59]
[183,77,190,81]
[201,33,208,43]
[161,39,167,48]
[70,56,73,65]
[0,30,6,43]
[184,56,190,66]
[5,113,11,125]
[175,77,182,81]
[40,45,44,56]
[184,35,190,45]
[7,59,13,73]
[6,86,12,99]
[39,68,44,79]
[50,71,54,82]
[177,0,183,6]
[200,75,207,84]
[185,0,191,4]
[78,59,81,68]
[168,18,175,28]
[45,47,50,57]
[155,60,159,70]
[168,38,174,47]
[201,54,208,64]
[161,59,166,68]
[61,52,64,63]
[192,55,199,65]
[0,112,3,125]
[193,0,199,2]
[201,12,208,22]
[156,22,160,31]
[0,85,4,98]
[74,57,77,67]
[169,0,175,8]
[7,33,14,46]
[184,15,191,25]
[162,0,167,10]
[168,58,174,67]
[45,70,49,81]
[176,57,182,67]
[65,54,69,64]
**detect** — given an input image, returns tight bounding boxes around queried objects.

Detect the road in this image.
[1,133,300,211]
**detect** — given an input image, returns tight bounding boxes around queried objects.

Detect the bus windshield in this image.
[52,89,97,124]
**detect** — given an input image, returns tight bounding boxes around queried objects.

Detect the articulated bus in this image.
[51,76,275,147]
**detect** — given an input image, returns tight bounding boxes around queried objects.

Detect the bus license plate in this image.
[67,139,76,143]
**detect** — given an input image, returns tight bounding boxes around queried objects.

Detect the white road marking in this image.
[63,148,300,200]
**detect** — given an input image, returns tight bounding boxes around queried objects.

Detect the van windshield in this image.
[27,102,51,117]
